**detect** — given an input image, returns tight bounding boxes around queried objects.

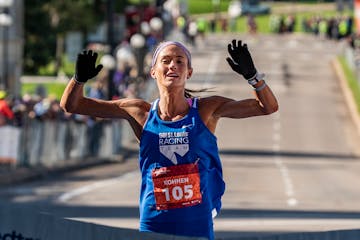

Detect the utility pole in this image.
[106,0,115,100]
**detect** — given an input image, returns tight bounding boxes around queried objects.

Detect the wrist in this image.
[253,80,267,91]
[247,72,265,86]
[73,75,85,85]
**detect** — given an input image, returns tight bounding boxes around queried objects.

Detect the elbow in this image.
[59,102,72,113]
[272,104,279,114]
[60,97,77,113]
[264,103,279,115]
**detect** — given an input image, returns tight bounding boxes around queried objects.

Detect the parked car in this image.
[228,0,270,17]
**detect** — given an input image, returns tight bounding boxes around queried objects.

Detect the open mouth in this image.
[166,73,179,78]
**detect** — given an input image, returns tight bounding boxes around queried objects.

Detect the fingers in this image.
[232,39,237,49]
[229,39,247,50]
[229,39,240,51]
[95,64,103,73]
[79,50,98,58]
[237,40,243,49]
[226,57,236,69]
[227,43,233,53]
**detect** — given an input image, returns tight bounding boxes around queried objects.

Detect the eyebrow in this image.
[160,55,185,59]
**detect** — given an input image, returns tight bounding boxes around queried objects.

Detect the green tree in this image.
[24,0,105,75]
[24,0,55,75]
[24,0,130,75]
[43,0,104,75]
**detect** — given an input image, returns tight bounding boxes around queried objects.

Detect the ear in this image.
[187,68,193,79]
[150,67,156,79]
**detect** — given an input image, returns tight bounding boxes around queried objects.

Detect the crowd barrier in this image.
[0,79,158,172]
[0,118,135,171]
[1,204,360,240]
[0,126,20,165]
[0,205,206,240]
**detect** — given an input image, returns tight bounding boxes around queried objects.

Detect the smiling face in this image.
[150,44,193,90]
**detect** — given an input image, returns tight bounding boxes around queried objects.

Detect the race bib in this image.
[152,163,202,210]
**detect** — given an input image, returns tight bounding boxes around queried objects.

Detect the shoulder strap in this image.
[151,98,160,111]
[192,97,198,109]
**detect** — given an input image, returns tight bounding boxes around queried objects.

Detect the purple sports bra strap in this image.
[186,98,192,107]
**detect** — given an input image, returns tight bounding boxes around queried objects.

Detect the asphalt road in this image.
[1,33,360,239]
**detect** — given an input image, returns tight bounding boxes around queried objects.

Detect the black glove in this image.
[226,39,257,80]
[74,50,103,83]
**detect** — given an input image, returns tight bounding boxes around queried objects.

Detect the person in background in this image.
[85,80,106,157]
[60,39,278,240]
[0,90,14,125]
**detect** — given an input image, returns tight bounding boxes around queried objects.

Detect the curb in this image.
[0,156,125,186]
[331,58,360,150]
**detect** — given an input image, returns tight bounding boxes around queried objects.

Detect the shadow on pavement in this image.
[220,149,359,160]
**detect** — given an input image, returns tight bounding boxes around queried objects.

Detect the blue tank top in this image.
[139,98,225,240]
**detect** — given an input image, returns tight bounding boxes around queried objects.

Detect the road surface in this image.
[1,33,360,239]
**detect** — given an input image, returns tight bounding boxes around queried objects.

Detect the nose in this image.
[169,60,177,69]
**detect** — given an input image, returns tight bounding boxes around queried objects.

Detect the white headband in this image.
[151,41,192,68]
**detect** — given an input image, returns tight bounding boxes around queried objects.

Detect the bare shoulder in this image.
[198,95,232,104]
[113,98,151,120]
[198,95,233,114]
[76,97,151,122]
[196,95,233,133]
[116,98,151,111]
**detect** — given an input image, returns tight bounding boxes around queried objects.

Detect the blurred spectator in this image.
[196,17,207,41]
[176,15,187,33]
[300,15,353,41]
[247,14,257,34]
[209,18,216,32]
[279,15,289,33]
[220,18,228,32]
[269,14,281,33]
[0,90,14,125]
[187,18,198,47]
[338,16,351,39]
[113,62,133,98]
[32,97,52,120]
[285,15,296,32]
[318,18,328,38]
[228,0,242,32]
[0,112,6,126]
[269,14,296,34]
[86,80,106,157]
[348,33,360,49]
[10,96,26,127]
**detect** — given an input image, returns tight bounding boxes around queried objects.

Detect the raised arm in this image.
[217,39,278,118]
[60,50,106,116]
[60,50,150,139]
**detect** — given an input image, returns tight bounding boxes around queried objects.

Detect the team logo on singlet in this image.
[159,132,189,164]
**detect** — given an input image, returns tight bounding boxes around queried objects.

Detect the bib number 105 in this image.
[162,184,193,201]
[152,164,202,210]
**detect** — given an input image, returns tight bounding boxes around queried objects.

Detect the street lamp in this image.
[149,17,163,41]
[130,33,146,78]
[150,17,163,32]
[100,54,116,70]
[100,54,116,99]
[0,0,13,91]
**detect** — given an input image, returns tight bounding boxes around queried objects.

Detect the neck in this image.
[158,90,189,121]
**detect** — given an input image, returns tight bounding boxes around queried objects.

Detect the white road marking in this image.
[203,52,220,88]
[57,171,138,202]
[70,217,360,233]
[273,113,298,207]
[214,218,360,230]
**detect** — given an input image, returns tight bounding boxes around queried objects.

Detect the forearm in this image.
[60,78,85,113]
[253,80,279,114]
